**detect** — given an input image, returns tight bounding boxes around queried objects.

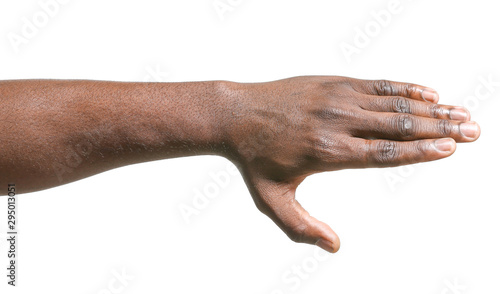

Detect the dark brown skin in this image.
[0,76,480,253]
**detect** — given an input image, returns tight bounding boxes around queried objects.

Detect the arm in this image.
[0,76,480,253]
[0,79,229,192]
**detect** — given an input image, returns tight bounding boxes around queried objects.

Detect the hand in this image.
[221,76,480,253]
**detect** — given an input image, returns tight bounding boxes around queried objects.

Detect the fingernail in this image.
[316,238,335,253]
[459,122,480,139]
[434,138,455,152]
[421,89,439,103]
[449,107,470,121]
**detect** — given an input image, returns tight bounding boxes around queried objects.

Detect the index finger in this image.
[351,79,440,103]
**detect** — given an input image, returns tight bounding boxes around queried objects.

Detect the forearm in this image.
[0,79,231,194]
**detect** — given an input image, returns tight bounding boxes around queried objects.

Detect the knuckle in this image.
[437,119,453,136]
[286,223,308,243]
[429,104,442,118]
[253,198,271,215]
[415,140,427,153]
[374,140,399,164]
[313,106,356,123]
[318,79,345,95]
[393,114,415,138]
[401,83,415,97]
[415,140,429,158]
[308,132,361,166]
[319,80,336,90]
[392,97,411,114]
[308,133,334,160]
[374,79,394,96]
[313,107,342,120]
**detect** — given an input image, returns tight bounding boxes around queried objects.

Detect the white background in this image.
[0,0,499,293]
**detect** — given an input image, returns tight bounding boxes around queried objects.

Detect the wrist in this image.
[211,80,244,158]
[212,80,261,162]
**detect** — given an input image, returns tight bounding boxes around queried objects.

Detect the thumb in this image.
[244,175,340,253]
